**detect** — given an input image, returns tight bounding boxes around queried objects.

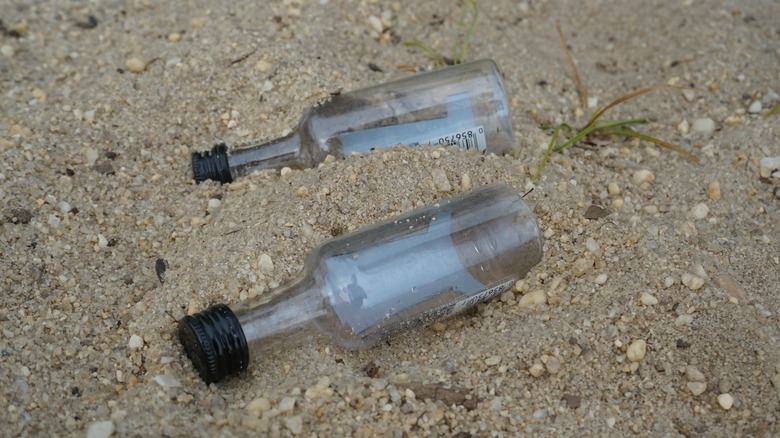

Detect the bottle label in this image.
[447,278,514,316]
[425,125,487,152]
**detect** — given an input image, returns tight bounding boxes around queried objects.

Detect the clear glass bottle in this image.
[178,184,543,383]
[192,59,513,183]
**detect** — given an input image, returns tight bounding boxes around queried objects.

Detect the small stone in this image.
[632,169,655,186]
[518,290,546,308]
[278,396,296,413]
[460,172,472,190]
[485,356,501,366]
[255,60,272,72]
[640,292,659,306]
[431,168,452,192]
[690,203,709,220]
[0,45,14,58]
[771,373,780,389]
[687,381,707,396]
[563,394,581,409]
[86,420,115,438]
[682,273,705,290]
[5,208,33,224]
[430,321,446,332]
[529,363,545,377]
[296,186,309,197]
[685,365,706,382]
[191,17,207,29]
[572,258,593,276]
[284,416,303,435]
[32,88,47,102]
[706,182,721,201]
[167,32,181,42]
[682,89,696,102]
[585,238,601,256]
[692,118,716,136]
[607,182,620,195]
[759,156,780,178]
[594,273,608,285]
[128,334,144,350]
[545,357,561,374]
[717,393,734,410]
[626,340,647,362]
[747,101,762,114]
[280,167,293,178]
[94,161,115,175]
[154,375,181,388]
[85,148,99,165]
[677,119,690,135]
[258,253,274,272]
[126,57,147,73]
[97,234,109,248]
[246,397,271,415]
[20,366,30,377]
[368,15,384,33]
[499,289,514,302]
[59,201,73,213]
[675,314,694,326]
[207,198,222,212]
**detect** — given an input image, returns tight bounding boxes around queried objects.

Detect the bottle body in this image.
[179,184,543,383]
[192,60,514,183]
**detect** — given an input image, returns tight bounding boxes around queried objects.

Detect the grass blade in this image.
[766,103,780,117]
[605,128,699,163]
[533,125,563,180]
[557,25,588,110]
[581,85,683,133]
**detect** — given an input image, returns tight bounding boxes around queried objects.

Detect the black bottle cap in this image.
[192,144,232,184]
[178,304,249,384]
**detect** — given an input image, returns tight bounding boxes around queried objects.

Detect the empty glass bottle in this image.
[178,184,543,383]
[192,59,514,183]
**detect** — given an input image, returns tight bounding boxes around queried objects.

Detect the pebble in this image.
[1,45,14,58]
[128,334,144,350]
[255,60,272,72]
[632,169,655,186]
[59,201,73,213]
[430,321,446,332]
[126,58,147,73]
[692,118,716,136]
[167,32,181,42]
[594,273,608,285]
[585,238,601,256]
[86,420,115,438]
[529,363,545,377]
[640,292,659,306]
[518,290,546,308]
[572,258,593,276]
[681,272,705,290]
[690,203,709,220]
[154,375,181,388]
[278,396,296,413]
[246,397,271,414]
[626,340,647,362]
[607,182,620,195]
[771,373,780,389]
[85,148,99,166]
[685,365,706,382]
[207,198,222,212]
[284,416,303,435]
[687,381,707,396]
[706,182,721,200]
[545,357,561,374]
[485,356,501,366]
[431,168,452,192]
[677,119,689,135]
[280,167,293,178]
[759,156,780,178]
[20,366,31,377]
[460,172,471,190]
[675,314,694,326]
[717,393,734,410]
[747,101,762,114]
[258,253,274,272]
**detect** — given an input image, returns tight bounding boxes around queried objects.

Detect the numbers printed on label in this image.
[425,125,487,152]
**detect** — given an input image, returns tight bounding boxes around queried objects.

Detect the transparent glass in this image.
[179,185,542,385]
[192,59,514,183]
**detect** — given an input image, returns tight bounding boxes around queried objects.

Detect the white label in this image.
[424,125,487,152]
[448,279,514,316]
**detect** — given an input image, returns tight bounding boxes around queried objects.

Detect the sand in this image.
[1,0,779,436]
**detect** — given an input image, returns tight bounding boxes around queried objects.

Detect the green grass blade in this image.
[766,103,780,117]
[605,128,699,163]
[533,125,563,180]
[404,41,446,66]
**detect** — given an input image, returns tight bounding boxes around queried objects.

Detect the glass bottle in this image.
[192,59,513,183]
[178,184,543,383]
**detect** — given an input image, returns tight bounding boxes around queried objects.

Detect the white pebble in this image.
[47,215,60,226]
[59,201,73,213]
[246,397,271,414]
[518,290,546,308]
[608,182,620,195]
[154,375,181,388]
[86,421,115,438]
[278,396,296,413]
[626,340,647,362]
[97,234,108,248]
[255,60,272,72]
[20,366,31,377]
[258,253,274,272]
[594,273,608,285]
[682,272,705,290]
[128,334,144,350]
[545,356,561,374]
[572,258,593,276]
[759,156,780,178]
[718,393,734,410]
[85,148,99,165]
[280,166,293,178]
[207,198,222,211]
[585,237,601,256]
[126,57,146,73]
[690,203,709,220]
[529,363,545,377]
[284,416,303,435]
[692,118,716,135]
[675,314,694,326]
[685,365,706,382]
[747,101,762,114]
[368,15,384,33]
[1,45,14,57]
[431,168,452,192]
[485,356,501,366]
[687,381,707,396]
[640,292,659,306]
[632,169,655,186]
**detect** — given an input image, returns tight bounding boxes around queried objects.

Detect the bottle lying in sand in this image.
[178,184,543,383]
[192,59,514,183]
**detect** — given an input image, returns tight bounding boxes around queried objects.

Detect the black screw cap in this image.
[178,304,249,384]
[192,144,232,184]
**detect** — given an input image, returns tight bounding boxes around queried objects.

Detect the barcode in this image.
[425,125,487,152]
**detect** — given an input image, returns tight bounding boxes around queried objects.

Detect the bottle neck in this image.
[227,130,304,179]
[231,277,326,362]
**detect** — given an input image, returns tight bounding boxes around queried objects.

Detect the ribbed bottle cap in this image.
[178,304,249,384]
[192,144,232,184]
